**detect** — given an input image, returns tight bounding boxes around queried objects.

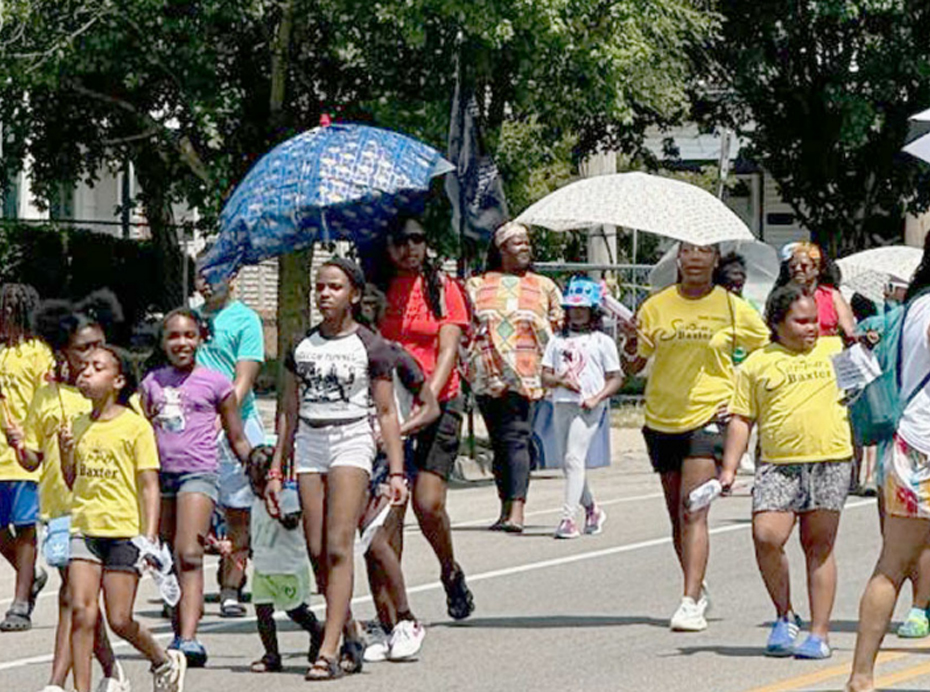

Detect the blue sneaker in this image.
[765,614,801,657]
[167,635,182,651]
[793,635,831,660]
[177,638,208,668]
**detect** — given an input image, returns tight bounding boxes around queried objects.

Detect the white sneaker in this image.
[153,649,186,692]
[39,686,67,692]
[670,597,708,632]
[699,581,711,615]
[388,619,425,661]
[96,661,131,692]
[363,623,391,662]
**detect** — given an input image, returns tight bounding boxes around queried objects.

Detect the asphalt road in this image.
[2,429,929,692]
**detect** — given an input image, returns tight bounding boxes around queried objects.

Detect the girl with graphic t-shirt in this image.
[59,346,186,692]
[541,277,623,540]
[721,284,852,660]
[619,243,769,633]
[265,258,407,682]
[140,308,255,668]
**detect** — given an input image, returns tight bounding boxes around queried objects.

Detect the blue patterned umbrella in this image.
[199,123,453,282]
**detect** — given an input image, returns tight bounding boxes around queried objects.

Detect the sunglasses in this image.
[392,233,427,246]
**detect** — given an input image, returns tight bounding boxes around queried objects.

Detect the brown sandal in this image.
[305,655,343,681]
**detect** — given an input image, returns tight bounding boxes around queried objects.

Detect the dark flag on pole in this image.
[445,81,509,251]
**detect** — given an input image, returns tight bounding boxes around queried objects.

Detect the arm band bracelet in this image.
[266,469,284,482]
[389,472,405,478]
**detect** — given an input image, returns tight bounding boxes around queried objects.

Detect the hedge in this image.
[0,221,186,345]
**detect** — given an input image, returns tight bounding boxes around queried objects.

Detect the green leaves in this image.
[711,0,930,251]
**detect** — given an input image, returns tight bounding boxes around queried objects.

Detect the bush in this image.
[0,221,170,344]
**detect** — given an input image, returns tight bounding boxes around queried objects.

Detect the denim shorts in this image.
[0,480,39,528]
[217,414,266,509]
[160,471,220,504]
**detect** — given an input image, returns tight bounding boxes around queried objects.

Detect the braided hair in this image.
[0,283,39,344]
[765,283,811,343]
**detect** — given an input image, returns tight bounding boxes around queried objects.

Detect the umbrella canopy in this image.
[513,172,753,245]
[199,123,453,282]
[648,240,779,312]
[903,108,930,163]
[836,245,922,306]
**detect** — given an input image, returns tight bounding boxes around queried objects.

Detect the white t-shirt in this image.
[286,326,394,423]
[899,295,930,454]
[541,330,621,404]
[250,493,308,575]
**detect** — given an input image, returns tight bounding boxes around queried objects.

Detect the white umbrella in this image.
[648,240,779,312]
[903,108,930,163]
[514,172,754,245]
[836,246,922,306]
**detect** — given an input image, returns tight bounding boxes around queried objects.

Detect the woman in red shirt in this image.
[372,216,475,621]
[776,243,855,339]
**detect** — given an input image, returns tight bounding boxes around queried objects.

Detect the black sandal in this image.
[306,655,343,681]
[339,638,365,675]
[250,654,282,673]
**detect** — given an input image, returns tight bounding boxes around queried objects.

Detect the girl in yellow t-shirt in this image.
[619,243,769,633]
[60,346,186,692]
[12,296,128,691]
[0,283,55,633]
[721,284,853,661]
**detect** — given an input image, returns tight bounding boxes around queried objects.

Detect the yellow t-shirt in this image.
[637,286,769,433]
[70,408,160,538]
[0,339,55,481]
[23,383,91,521]
[730,337,853,464]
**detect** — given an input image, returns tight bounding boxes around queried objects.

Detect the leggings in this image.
[477,392,534,502]
[551,403,600,519]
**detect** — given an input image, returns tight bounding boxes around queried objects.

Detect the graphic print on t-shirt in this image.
[153,387,186,433]
[293,358,358,404]
[559,341,587,390]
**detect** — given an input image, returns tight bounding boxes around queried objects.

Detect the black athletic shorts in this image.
[642,421,724,475]
[411,396,464,482]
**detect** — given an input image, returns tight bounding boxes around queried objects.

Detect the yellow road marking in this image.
[745,643,930,692]
[872,658,930,689]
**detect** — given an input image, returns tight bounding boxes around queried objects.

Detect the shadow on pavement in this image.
[431,614,669,629]
[673,645,764,658]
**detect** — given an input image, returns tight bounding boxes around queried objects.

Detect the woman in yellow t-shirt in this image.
[721,284,852,660]
[620,243,768,633]
[60,346,186,692]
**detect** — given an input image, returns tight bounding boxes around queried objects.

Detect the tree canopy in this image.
[708,0,930,252]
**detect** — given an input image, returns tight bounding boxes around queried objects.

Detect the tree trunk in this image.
[268,0,311,409]
[134,164,184,309]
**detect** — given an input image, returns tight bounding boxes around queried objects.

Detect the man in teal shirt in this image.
[195,270,266,618]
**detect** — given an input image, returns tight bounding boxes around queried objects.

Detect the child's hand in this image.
[580,395,601,410]
[719,468,736,495]
[264,478,283,518]
[3,421,24,450]
[559,375,581,393]
[389,475,408,506]
[57,422,75,455]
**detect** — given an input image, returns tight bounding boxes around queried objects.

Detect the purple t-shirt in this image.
[141,366,235,474]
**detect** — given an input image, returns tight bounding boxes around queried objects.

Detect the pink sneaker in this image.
[584,505,607,535]
[554,518,580,539]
